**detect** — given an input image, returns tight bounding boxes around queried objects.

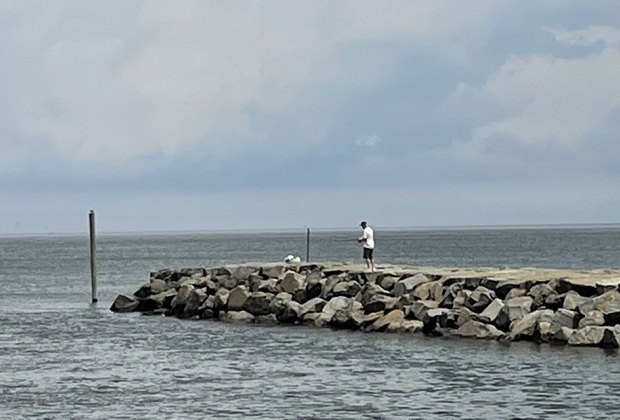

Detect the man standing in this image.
[358,221,375,272]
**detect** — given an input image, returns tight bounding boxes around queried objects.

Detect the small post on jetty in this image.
[89,210,98,303]
[306,227,310,262]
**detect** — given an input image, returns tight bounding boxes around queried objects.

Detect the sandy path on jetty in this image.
[249,262,620,287]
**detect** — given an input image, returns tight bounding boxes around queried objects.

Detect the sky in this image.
[1,0,619,233]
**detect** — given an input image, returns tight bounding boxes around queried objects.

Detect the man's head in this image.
[360,221,367,228]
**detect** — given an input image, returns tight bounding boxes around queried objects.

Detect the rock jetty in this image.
[111,263,620,349]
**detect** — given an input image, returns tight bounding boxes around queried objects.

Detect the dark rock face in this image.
[111,263,620,349]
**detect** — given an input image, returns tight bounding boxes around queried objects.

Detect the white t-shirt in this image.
[362,226,375,249]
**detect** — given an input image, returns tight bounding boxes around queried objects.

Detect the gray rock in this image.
[243,292,275,316]
[528,283,555,308]
[438,283,462,308]
[577,290,620,325]
[170,284,195,316]
[220,276,238,290]
[321,296,352,320]
[568,326,620,348]
[134,279,169,298]
[549,326,575,343]
[305,279,324,300]
[182,288,208,317]
[227,286,250,311]
[143,289,177,311]
[232,266,259,283]
[562,291,588,311]
[332,281,362,298]
[276,300,303,324]
[261,264,286,279]
[393,274,430,297]
[256,279,278,294]
[409,300,439,323]
[363,294,398,314]
[509,309,554,341]
[213,288,230,309]
[412,280,441,301]
[552,308,579,329]
[504,288,527,301]
[503,296,533,321]
[110,294,140,312]
[386,319,424,333]
[330,301,364,330]
[466,286,496,313]
[268,292,293,315]
[301,297,327,316]
[221,310,255,323]
[453,290,471,309]
[478,298,505,323]
[455,321,504,339]
[278,271,305,293]
[371,309,405,332]
[380,276,397,291]
[579,310,605,328]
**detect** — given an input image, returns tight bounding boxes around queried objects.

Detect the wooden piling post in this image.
[89,210,98,303]
[306,227,310,262]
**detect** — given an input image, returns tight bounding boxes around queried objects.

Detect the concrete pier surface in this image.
[111,262,620,349]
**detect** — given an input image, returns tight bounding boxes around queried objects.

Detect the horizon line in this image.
[1,221,620,238]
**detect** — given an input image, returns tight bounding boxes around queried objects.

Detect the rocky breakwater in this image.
[111,263,620,349]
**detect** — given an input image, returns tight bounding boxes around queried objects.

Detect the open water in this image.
[1,227,620,419]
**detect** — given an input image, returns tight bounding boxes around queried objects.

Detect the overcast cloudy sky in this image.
[1,0,619,233]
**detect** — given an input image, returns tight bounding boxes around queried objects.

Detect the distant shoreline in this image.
[2,222,620,238]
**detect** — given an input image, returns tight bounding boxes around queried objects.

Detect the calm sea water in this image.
[1,227,620,418]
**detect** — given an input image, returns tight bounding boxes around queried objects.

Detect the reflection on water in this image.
[1,229,620,418]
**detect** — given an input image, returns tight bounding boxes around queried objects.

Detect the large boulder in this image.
[408,300,438,323]
[579,310,605,328]
[320,296,352,320]
[504,288,527,301]
[243,292,275,316]
[363,294,398,314]
[371,309,405,332]
[453,290,471,309]
[568,326,620,348]
[332,281,362,298]
[412,280,442,301]
[256,279,278,294]
[134,279,169,298]
[562,291,588,311]
[478,298,505,324]
[380,276,397,291]
[301,297,327,316]
[455,321,504,339]
[503,296,533,322]
[261,264,286,279]
[466,286,496,313]
[228,286,251,311]
[232,266,259,284]
[577,290,620,325]
[393,274,430,297]
[528,283,555,308]
[110,294,140,312]
[330,301,364,330]
[170,284,195,316]
[142,289,177,311]
[509,309,554,341]
[278,271,305,294]
[305,279,324,300]
[182,288,208,317]
[221,310,255,323]
[387,319,424,333]
[552,308,579,329]
[213,288,230,309]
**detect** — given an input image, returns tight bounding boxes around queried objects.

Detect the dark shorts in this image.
[363,248,374,259]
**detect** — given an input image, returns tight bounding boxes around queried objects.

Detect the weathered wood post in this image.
[306,227,310,262]
[89,210,98,303]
